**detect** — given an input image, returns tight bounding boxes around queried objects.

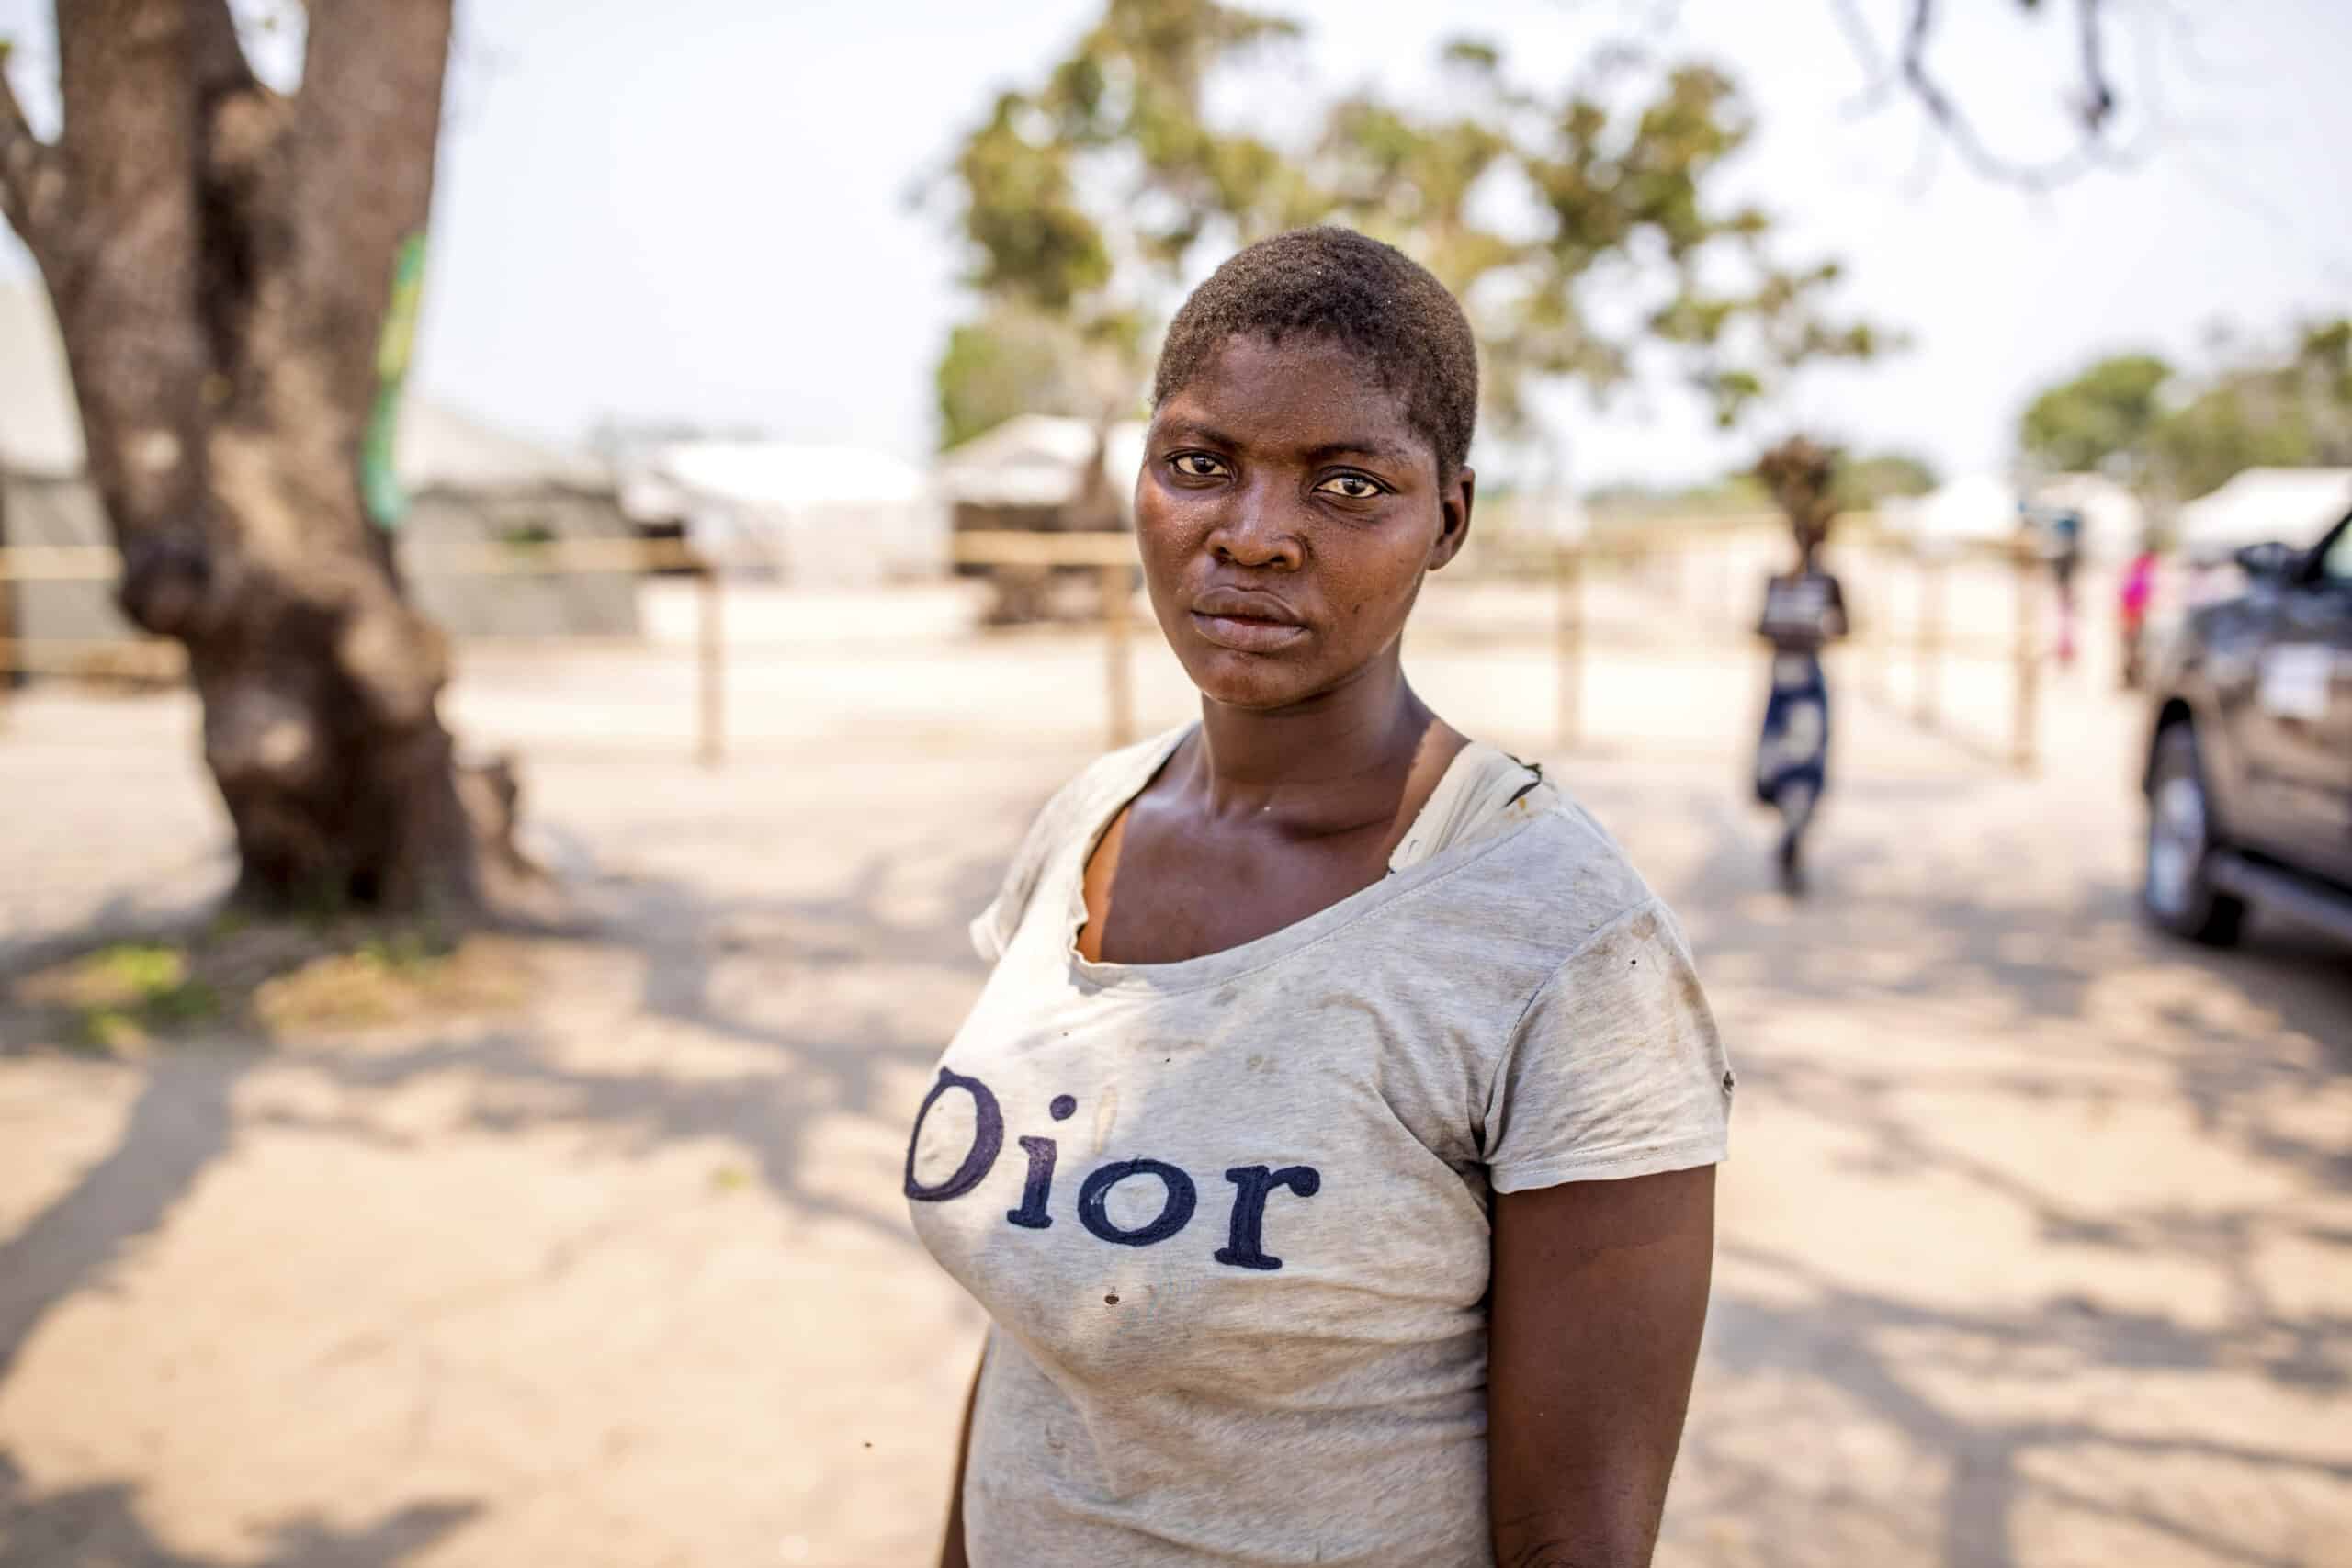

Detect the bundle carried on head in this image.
[1755,435,1841,548]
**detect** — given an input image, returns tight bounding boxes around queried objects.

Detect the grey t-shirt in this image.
[906,728,1733,1567]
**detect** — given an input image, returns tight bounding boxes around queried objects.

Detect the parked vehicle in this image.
[2142,512,2352,947]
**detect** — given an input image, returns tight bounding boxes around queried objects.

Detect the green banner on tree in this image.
[360,232,428,529]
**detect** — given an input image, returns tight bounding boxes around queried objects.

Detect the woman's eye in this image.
[1317,474,1383,500]
[1170,453,1228,479]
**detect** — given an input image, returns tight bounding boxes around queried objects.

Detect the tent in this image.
[2175,468,2352,558]
[1877,473,2024,550]
[933,414,1148,516]
[633,440,946,584]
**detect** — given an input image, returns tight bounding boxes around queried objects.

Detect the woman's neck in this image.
[1187,649,1447,827]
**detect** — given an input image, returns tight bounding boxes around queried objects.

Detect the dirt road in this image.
[2,629,2346,1567]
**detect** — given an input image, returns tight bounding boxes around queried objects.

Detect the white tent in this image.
[1878,473,2023,549]
[933,413,1148,516]
[641,439,946,584]
[2175,468,2352,558]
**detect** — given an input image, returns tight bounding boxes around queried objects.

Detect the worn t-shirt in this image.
[906,728,1733,1567]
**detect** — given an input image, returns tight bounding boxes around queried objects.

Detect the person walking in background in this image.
[2118,534,2158,690]
[1752,438,1849,895]
[2048,507,2085,668]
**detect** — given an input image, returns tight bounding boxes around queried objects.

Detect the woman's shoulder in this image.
[1516,787,1665,926]
[1413,756,1669,966]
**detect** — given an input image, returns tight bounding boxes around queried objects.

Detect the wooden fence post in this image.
[2012,541,2041,773]
[1915,552,1945,729]
[697,559,724,768]
[1857,538,1884,707]
[1101,561,1134,750]
[1555,544,1583,750]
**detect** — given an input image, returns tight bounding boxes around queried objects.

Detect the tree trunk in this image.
[2,0,523,912]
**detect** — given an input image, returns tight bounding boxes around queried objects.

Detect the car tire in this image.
[2142,724,2246,947]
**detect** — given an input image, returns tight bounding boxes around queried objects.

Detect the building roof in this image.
[2176,468,2352,554]
[933,413,1148,509]
[650,440,928,511]
[0,276,607,491]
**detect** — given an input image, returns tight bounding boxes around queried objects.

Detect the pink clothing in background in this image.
[2120,553,2157,619]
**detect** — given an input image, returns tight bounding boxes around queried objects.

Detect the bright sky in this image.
[4,0,2347,491]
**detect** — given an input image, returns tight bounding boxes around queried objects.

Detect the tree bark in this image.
[1,0,518,912]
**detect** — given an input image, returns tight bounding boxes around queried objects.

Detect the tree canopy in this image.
[2018,354,2174,478]
[925,0,1883,460]
[2018,323,2352,501]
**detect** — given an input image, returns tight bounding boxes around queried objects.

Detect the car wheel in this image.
[2143,725,2246,947]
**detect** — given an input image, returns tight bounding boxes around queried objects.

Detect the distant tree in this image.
[2018,353,2173,477]
[1835,450,1939,509]
[935,305,1114,452]
[2018,323,2352,502]
[925,0,1883,460]
[2145,320,2352,501]
[1583,475,1768,520]
[0,2,524,913]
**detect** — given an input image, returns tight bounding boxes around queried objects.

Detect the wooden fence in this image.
[0,523,2046,771]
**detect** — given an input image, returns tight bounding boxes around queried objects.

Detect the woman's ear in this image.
[1430,466,1476,570]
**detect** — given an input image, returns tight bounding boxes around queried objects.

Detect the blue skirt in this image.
[1756,653,1829,806]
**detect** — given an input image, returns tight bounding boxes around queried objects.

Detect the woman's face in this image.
[1134,333,1474,713]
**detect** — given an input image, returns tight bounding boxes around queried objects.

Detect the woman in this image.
[1751,439,1849,895]
[906,228,1731,1568]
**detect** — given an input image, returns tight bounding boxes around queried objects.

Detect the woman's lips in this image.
[1188,587,1307,653]
[1190,611,1308,653]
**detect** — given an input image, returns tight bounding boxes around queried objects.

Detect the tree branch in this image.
[1825,0,1900,118]
[1837,0,2134,192]
[0,48,62,253]
[187,0,255,100]
[2074,0,2116,130]
[45,0,218,634]
[286,0,454,421]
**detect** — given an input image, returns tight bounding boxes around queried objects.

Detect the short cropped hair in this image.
[1151,227,1480,479]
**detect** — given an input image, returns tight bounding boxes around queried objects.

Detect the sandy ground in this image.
[1,578,2346,1568]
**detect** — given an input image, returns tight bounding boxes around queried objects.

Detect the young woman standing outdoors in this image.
[905,228,1733,1568]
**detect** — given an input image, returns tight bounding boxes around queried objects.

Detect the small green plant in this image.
[202,908,253,945]
[60,942,220,1049]
[498,520,558,549]
[356,924,454,973]
[92,942,186,997]
[74,1008,144,1054]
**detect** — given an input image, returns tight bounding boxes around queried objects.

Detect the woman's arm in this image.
[938,1348,984,1568]
[1487,1165,1715,1568]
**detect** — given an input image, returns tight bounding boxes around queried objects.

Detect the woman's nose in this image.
[1206,491,1303,570]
